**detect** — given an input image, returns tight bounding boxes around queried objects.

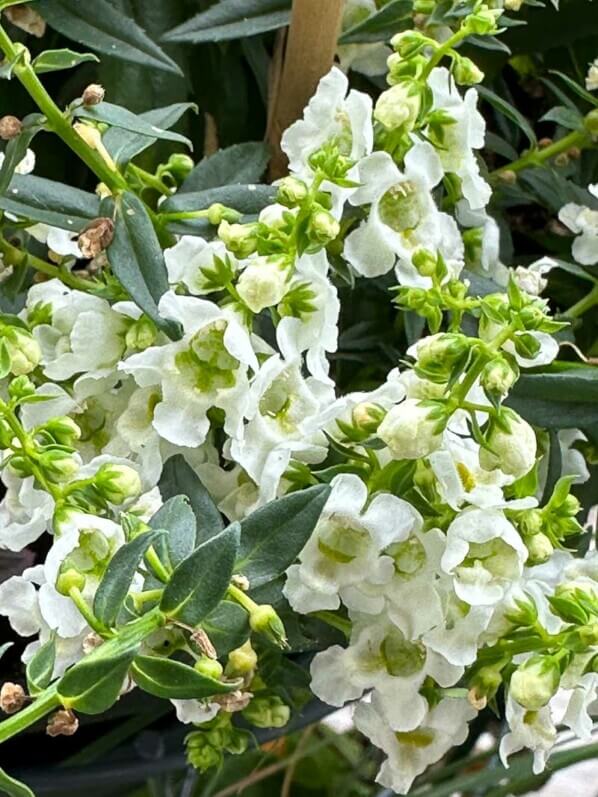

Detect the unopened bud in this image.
[46,708,79,737]
[38,449,79,482]
[277,176,308,207]
[412,248,438,277]
[242,695,290,729]
[249,604,287,649]
[526,532,553,565]
[480,357,516,399]
[479,410,537,478]
[352,402,386,434]
[0,682,26,714]
[56,568,86,596]
[125,317,157,351]
[390,30,427,58]
[206,203,241,226]
[218,221,258,258]
[464,6,500,35]
[226,640,258,677]
[186,733,222,771]
[194,656,224,680]
[78,217,114,259]
[44,416,81,446]
[94,463,142,504]
[497,169,517,185]
[453,56,484,85]
[7,374,35,400]
[469,665,503,703]
[510,654,560,710]
[82,84,105,106]
[306,209,340,246]
[165,152,194,181]
[378,399,444,460]
[584,109,598,137]
[0,116,22,141]
[2,327,41,375]
[374,82,421,131]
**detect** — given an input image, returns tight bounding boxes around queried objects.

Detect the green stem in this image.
[0,234,95,293]
[69,587,109,637]
[0,23,127,193]
[491,129,588,177]
[131,588,164,610]
[127,164,172,197]
[421,27,470,79]
[310,611,352,639]
[227,584,259,614]
[562,283,598,319]
[0,686,60,744]
[145,546,171,583]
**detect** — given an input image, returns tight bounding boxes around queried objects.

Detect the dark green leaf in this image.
[180,142,270,194]
[149,496,196,568]
[237,484,330,588]
[339,0,413,43]
[93,529,164,627]
[104,103,196,167]
[74,102,192,149]
[476,84,537,147]
[163,0,291,44]
[26,637,56,695]
[160,523,240,625]
[57,649,136,714]
[548,70,598,108]
[31,48,98,74]
[0,174,100,231]
[201,600,250,656]
[0,769,34,797]
[540,105,584,131]
[159,455,224,546]
[36,0,182,75]
[108,191,181,339]
[131,654,239,699]
[0,117,42,195]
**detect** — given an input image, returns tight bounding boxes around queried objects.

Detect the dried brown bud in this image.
[82,84,106,107]
[554,153,569,168]
[82,632,104,655]
[77,217,114,259]
[467,687,487,711]
[190,627,217,660]
[538,137,553,149]
[497,169,517,185]
[213,690,252,713]
[0,682,26,714]
[568,146,582,160]
[4,5,46,37]
[46,709,79,737]
[231,574,250,592]
[0,116,23,141]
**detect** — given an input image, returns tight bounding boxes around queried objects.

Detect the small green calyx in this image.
[248,604,288,649]
[56,568,86,596]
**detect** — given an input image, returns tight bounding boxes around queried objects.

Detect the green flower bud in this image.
[519,508,544,537]
[185,732,222,772]
[242,695,290,729]
[378,399,445,460]
[38,449,79,482]
[8,456,32,477]
[194,657,224,680]
[412,248,438,277]
[469,665,503,703]
[464,5,500,35]
[351,402,386,435]
[8,375,36,400]
[44,417,81,446]
[374,82,421,131]
[509,655,560,710]
[94,463,142,504]
[218,221,258,258]
[480,357,517,400]
[56,568,86,596]
[413,0,435,12]
[226,728,250,755]
[453,55,484,86]
[164,153,194,181]
[584,109,598,137]
[526,532,553,565]
[249,604,287,649]
[276,176,308,207]
[226,640,258,677]
[390,30,427,58]
[416,333,470,378]
[125,317,157,351]
[3,328,41,375]
[236,255,289,314]
[306,209,340,246]
[206,203,242,226]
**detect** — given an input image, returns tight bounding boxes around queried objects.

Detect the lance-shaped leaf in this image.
[160,523,240,625]
[57,648,136,714]
[36,0,182,75]
[104,103,196,167]
[201,600,250,656]
[108,191,181,339]
[131,654,240,699]
[73,102,192,149]
[31,48,99,74]
[149,495,196,568]
[163,0,291,44]
[179,142,270,194]
[159,455,224,546]
[476,85,537,148]
[26,637,56,695]
[93,529,165,627]
[339,0,413,43]
[0,115,43,195]
[0,769,34,797]
[236,484,330,588]
[0,174,100,231]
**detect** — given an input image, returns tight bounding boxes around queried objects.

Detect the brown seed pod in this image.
[0,116,22,141]
[82,84,106,106]
[46,709,79,737]
[0,682,26,714]
[77,217,115,259]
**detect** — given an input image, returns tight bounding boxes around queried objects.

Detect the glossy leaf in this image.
[339,0,413,43]
[26,637,56,695]
[0,769,34,797]
[93,529,165,626]
[131,654,239,699]
[236,484,330,588]
[107,191,181,339]
[160,523,240,625]
[149,495,196,568]
[104,103,196,167]
[201,600,250,656]
[159,455,224,546]
[74,102,192,149]
[163,0,291,44]
[36,0,182,75]
[0,174,100,231]
[180,142,270,194]
[57,649,136,714]
[31,48,98,74]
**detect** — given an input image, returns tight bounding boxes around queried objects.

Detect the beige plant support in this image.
[267,0,344,179]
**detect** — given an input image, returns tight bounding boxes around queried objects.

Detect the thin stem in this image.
[69,587,109,637]
[131,589,164,610]
[310,610,352,638]
[491,129,588,177]
[127,164,172,197]
[0,686,60,744]
[227,583,259,614]
[0,234,95,293]
[421,27,470,79]
[144,546,171,583]
[562,283,598,319]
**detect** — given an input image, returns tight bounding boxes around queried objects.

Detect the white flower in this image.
[26,279,127,381]
[230,355,331,504]
[479,411,537,479]
[558,429,590,484]
[424,589,493,667]
[479,314,559,368]
[27,224,82,259]
[558,185,598,265]
[457,200,504,281]
[354,695,476,794]
[284,473,418,613]
[0,147,35,176]
[236,256,290,313]
[344,142,463,283]
[427,67,491,210]
[561,672,598,739]
[586,57,598,91]
[374,83,420,131]
[0,470,55,551]
[513,257,556,296]
[337,0,390,78]
[500,692,557,774]
[164,236,237,295]
[378,398,444,459]
[441,508,528,605]
[171,699,220,725]
[121,291,258,448]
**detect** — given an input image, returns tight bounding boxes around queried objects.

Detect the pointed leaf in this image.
[149,495,196,568]
[476,85,537,147]
[93,529,165,626]
[31,48,98,74]
[180,142,270,194]
[108,191,181,339]
[73,102,192,149]
[0,174,100,231]
[159,455,224,545]
[339,0,413,43]
[131,654,239,699]
[236,484,330,588]
[57,649,136,714]
[0,769,34,797]
[160,523,240,625]
[163,0,291,44]
[36,0,182,75]
[26,637,56,695]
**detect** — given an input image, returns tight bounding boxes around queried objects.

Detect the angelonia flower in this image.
[0,8,595,795]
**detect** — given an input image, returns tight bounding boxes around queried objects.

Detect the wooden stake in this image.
[267,0,344,180]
